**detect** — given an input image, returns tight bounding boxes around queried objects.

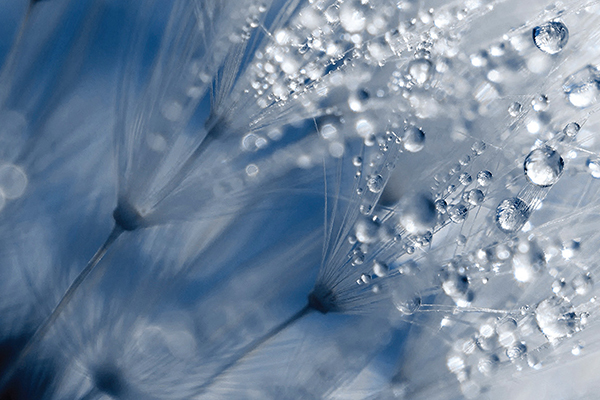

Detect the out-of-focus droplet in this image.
[465,189,484,205]
[586,158,600,178]
[398,192,437,234]
[563,65,600,108]
[524,146,564,187]
[408,58,433,86]
[0,164,27,199]
[495,198,529,233]
[532,21,568,54]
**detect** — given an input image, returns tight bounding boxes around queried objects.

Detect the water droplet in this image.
[531,94,549,112]
[355,218,379,244]
[393,291,421,315]
[572,273,593,296]
[476,170,493,186]
[513,241,546,283]
[532,21,568,54]
[398,192,437,234]
[508,102,522,117]
[0,164,27,199]
[524,146,564,187]
[449,204,468,223]
[506,342,527,361]
[441,269,470,301]
[435,199,447,214]
[563,122,580,138]
[401,126,426,153]
[352,156,363,167]
[471,141,486,156]
[367,174,384,193]
[408,58,433,86]
[373,261,389,277]
[495,198,529,233]
[535,297,578,341]
[360,273,371,284]
[478,355,499,376]
[459,172,472,186]
[563,65,600,108]
[465,189,485,206]
[586,158,600,178]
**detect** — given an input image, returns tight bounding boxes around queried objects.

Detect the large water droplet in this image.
[398,192,437,234]
[401,126,426,153]
[535,297,578,341]
[495,198,529,233]
[563,65,600,108]
[532,21,568,54]
[524,146,564,187]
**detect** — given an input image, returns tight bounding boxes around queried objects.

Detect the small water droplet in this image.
[459,172,472,186]
[476,170,493,186]
[449,204,468,223]
[586,158,600,178]
[535,297,578,341]
[524,146,564,187]
[408,58,433,86]
[531,94,549,112]
[532,21,568,54]
[563,122,580,138]
[367,174,384,193]
[508,102,522,117]
[495,198,529,233]
[465,189,485,205]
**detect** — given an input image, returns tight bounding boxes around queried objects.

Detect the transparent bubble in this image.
[0,164,27,199]
[398,192,437,234]
[532,21,568,54]
[476,170,493,186]
[367,174,384,193]
[401,126,426,152]
[563,65,600,108]
[408,58,433,86]
[524,146,564,187]
[495,198,529,233]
